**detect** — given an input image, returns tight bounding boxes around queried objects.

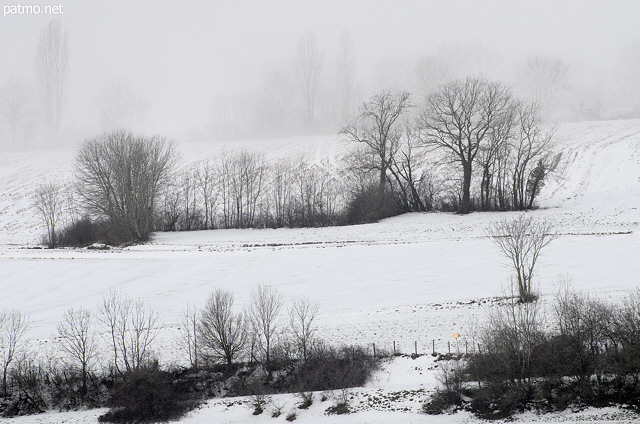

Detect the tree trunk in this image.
[461,162,472,214]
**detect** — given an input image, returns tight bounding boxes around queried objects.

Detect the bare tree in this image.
[480,292,545,385]
[0,77,37,149]
[195,161,218,230]
[33,181,63,247]
[387,124,430,212]
[93,79,149,132]
[510,102,560,210]
[35,19,69,145]
[340,90,413,189]
[288,297,319,362]
[517,55,570,119]
[418,77,514,214]
[97,289,160,375]
[198,289,245,365]
[261,66,294,137]
[295,32,324,131]
[487,215,558,302]
[75,130,177,242]
[0,309,30,396]
[56,307,97,397]
[335,30,359,125]
[180,303,200,368]
[249,284,283,363]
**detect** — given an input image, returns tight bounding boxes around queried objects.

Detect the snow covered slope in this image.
[1,120,639,423]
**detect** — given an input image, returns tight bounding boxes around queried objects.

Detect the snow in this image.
[1,119,640,423]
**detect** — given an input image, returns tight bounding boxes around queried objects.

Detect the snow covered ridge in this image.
[1,120,640,423]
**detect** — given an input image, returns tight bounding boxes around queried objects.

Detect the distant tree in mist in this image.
[35,19,69,145]
[295,32,325,131]
[616,39,640,115]
[261,66,294,137]
[517,55,570,119]
[334,30,359,125]
[93,79,149,132]
[0,77,37,149]
[413,55,450,101]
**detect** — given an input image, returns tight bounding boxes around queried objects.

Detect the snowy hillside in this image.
[1,119,640,423]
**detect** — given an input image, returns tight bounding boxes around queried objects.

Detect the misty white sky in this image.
[1,0,639,139]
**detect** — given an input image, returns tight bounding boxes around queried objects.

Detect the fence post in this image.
[373,343,376,357]
[414,341,417,356]
[465,340,468,355]
[448,341,451,354]
[432,339,435,355]
[393,341,396,354]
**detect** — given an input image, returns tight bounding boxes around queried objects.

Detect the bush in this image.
[326,388,351,415]
[98,368,196,423]
[296,391,313,409]
[287,344,378,392]
[56,218,127,247]
[285,411,297,421]
[345,185,401,225]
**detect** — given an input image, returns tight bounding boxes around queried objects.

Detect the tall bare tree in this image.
[487,215,558,303]
[335,30,358,125]
[75,130,177,242]
[0,77,37,149]
[295,32,324,131]
[180,303,200,368]
[249,284,283,363]
[418,77,514,214]
[198,289,245,365]
[341,90,413,189]
[0,309,30,396]
[56,307,97,397]
[35,19,69,145]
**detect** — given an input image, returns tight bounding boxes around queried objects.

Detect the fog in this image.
[1,0,639,149]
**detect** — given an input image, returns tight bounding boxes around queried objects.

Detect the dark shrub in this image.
[345,185,401,225]
[98,368,196,423]
[56,218,127,247]
[288,344,378,392]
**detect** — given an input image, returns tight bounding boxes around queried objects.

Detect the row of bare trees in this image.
[0,291,160,406]
[0,286,319,410]
[31,78,561,246]
[343,78,562,215]
[155,151,344,231]
[181,285,319,368]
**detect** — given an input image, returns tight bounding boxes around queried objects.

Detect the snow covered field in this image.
[1,119,640,423]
